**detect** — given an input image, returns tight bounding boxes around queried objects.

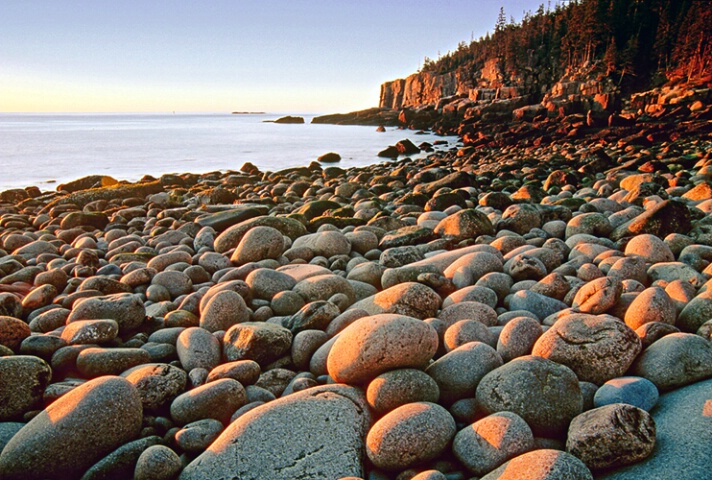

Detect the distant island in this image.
[231,111,265,115]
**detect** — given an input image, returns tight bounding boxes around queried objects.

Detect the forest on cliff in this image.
[421,0,711,93]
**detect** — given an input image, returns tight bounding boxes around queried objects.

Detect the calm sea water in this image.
[0,113,458,192]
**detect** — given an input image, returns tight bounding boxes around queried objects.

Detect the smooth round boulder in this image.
[0,376,143,480]
[366,368,440,414]
[629,332,712,391]
[624,234,674,263]
[121,363,188,411]
[199,290,250,333]
[476,355,583,437]
[176,327,222,372]
[327,314,438,384]
[566,403,656,470]
[347,282,441,320]
[67,293,145,332]
[480,449,593,480]
[134,445,183,480]
[438,301,498,327]
[425,341,503,404]
[170,378,247,426]
[496,316,543,362]
[453,411,534,476]
[61,319,119,345]
[292,231,351,258]
[76,347,150,378]
[0,316,31,352]
[624,287,676,330]
[179,385,371,480]
[366,402,456,471]
[222,322,292,367]
[572,276,622,314]
[246,268,296,301]
[0,355,52,421]
[175,418,225,453]
[231,226,285,264]
[532,313,641,385]
[593,376,659,411]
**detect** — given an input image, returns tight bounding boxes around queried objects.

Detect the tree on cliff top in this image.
[420,0,711,93]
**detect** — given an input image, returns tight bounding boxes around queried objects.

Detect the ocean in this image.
[0,113,458,192]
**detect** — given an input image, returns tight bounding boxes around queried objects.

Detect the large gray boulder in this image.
[179,384,371,480]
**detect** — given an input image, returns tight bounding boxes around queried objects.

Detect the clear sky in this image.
[1,0,551,113]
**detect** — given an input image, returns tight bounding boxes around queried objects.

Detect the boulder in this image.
[327,314,438,384]
[480,449,593,480]
[179,385,371,480]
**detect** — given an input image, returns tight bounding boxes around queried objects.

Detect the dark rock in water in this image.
[395,139,420,155]
[378,146,400,158]
[272,115,304,124]
[317,152,341,163]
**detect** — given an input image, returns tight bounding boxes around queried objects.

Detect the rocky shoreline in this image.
[0,117,711,480]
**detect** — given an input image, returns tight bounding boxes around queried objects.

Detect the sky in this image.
[1,0,552,114]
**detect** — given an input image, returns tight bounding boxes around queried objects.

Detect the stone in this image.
[175,418,225,453]
[61,319,119,345]
[81,435,161,480]
[0,376,142,480]
[629,332,712,391]
[366,402,456,471]
[610,200,691,241]
[231,226,285,264]
[245,268,296,300]
[67,293,146,332]
[0,355,52,421]
[76,347,151,378]
[443,319,497,350]
[425,341,503,404]
[179,385,371,480]
[596,379,712,480]
[438,301,498,327]
[594,376,659,411]
[677,290,712,333]
[647,262,705,287]
[433,208,494,242]
[214,216,307,254]
[624,287,677,330]
[199,290,249,333]
[291,330,328,371]
[121,363,187,411]
[571,276,622,314]
[292,231,351,258]
[480,449,593,480]
[327,313,438,384]
[170,378,247,426]
[293,274,356,305]
[223,322,292,367]
[176,327,222,372]
[507,290,567,320]
[532,313,641,385]
[497,204,542,235]
[476,355,582,437]
[624,234,674,263]
[284,300,340,334]
[452,411,534,476]
[0,316,31,352]
[348,282,441,320]
[496,316,543,362]
[566,404,656,470]
[366,368,440,414]
[134,445,183,480]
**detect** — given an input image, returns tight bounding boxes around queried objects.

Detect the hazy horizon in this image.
[2,0,551,114]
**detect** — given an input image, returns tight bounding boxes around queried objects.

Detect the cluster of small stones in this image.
[0,132,711,480]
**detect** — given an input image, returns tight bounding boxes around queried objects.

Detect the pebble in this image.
[176,327,222,371]
[121,363,187,411]
[134,445,183,480]
[480,449,593,480]
[61,319,119,344]
[222,322,292,367]
[170,377,247,425]
[593,376,659,411]
[0,355,51,421]
[366,368,440,414]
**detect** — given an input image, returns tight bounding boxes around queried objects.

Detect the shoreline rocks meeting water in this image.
[0,122,711,480]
